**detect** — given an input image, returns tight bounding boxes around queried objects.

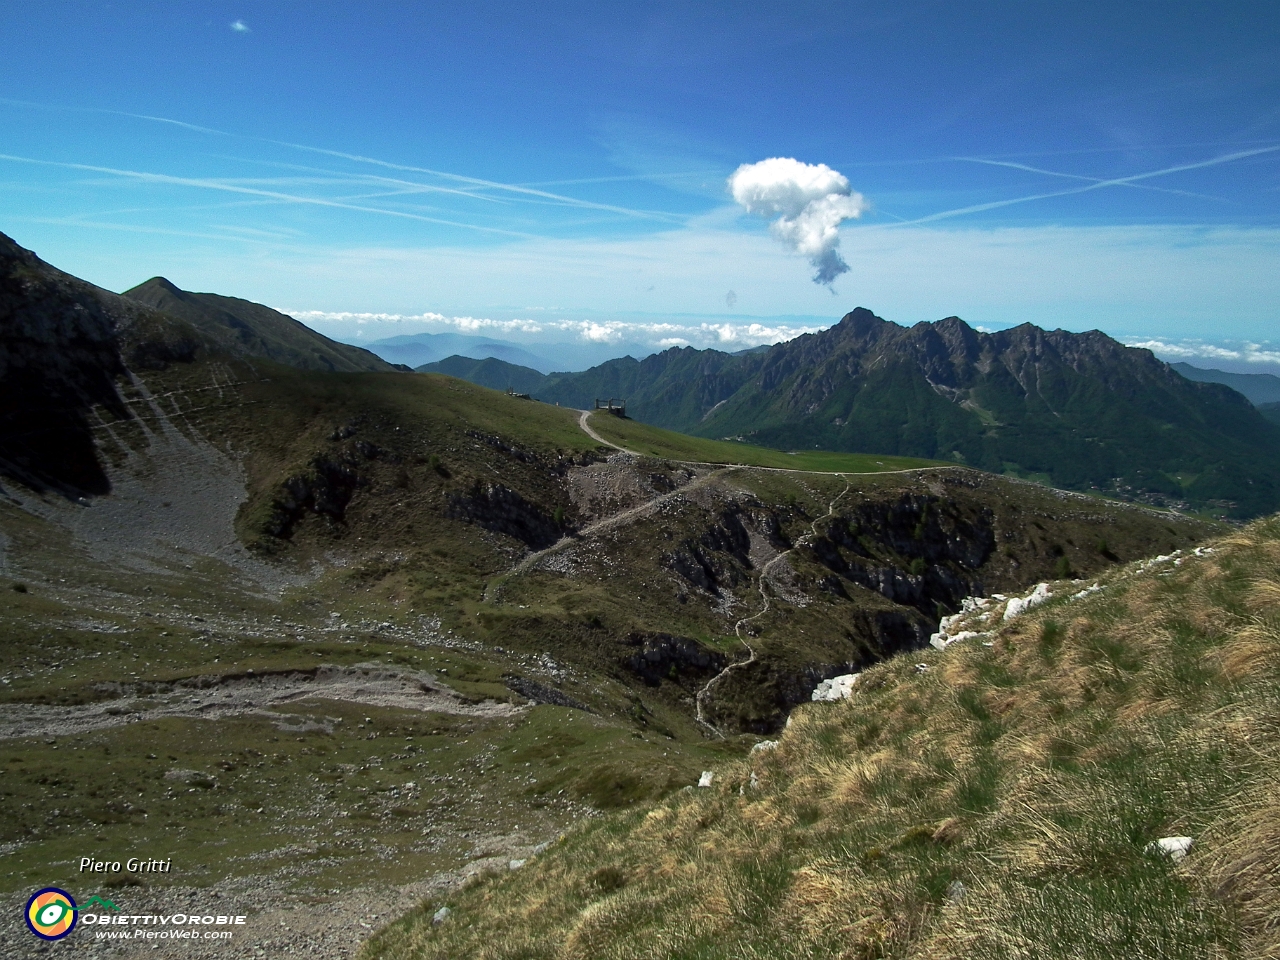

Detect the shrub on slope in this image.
[366,517,1280,960]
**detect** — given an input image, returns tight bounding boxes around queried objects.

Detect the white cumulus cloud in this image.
[1125,339,1280,367]
[729,157,867,286]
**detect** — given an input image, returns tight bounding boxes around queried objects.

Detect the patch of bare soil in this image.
[0,665,520,741]
[565,454,697,522]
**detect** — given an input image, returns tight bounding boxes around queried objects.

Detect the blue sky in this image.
[3,1,1279,369]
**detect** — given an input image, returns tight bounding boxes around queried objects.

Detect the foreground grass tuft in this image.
[365,517,1280,960]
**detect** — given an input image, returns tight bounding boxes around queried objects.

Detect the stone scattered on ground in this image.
[1146,836,1194,862]
[810,674,860,702]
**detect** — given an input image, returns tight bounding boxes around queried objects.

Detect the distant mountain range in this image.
[361,331,667,373]
[417,355,548,395]
[123,277,399,374]
[1170,361,1280,406]
[419,309,1280,518]
[363,332,557,372]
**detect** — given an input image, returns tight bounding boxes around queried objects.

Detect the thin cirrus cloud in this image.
[230,20,250,33]
[266,140,688,224]
[0,99,689,234]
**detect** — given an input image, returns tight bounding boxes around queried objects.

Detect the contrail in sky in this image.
[268,140,687,223]
[957,157,1230,203]
[0,153,539,237]
[0,97,685,225]
[904,144,1280,225]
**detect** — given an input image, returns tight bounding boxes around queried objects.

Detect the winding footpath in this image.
[486,409,940,602]
[483,465,736,601]
[694,476,854,737]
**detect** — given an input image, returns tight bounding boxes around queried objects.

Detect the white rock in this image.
[697,771,714,788]
[1003,582,1052,621]
[509,859,527,870]
[1145,836,1194,862]
[946,879,967,902]
[811,674,860,702]
[930,629,984,650]
[432,907,451,925]
[750,739,780,754]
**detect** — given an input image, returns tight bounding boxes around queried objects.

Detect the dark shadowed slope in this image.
[123,277,400,374]
[0,232,215,496]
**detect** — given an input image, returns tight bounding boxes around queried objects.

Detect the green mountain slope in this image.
[538,347,753,429]
[418,355,548,394]
[368,517,1280,960]
[538,309,1280,519]
[0,237,1232,955]
[123,276,400,373]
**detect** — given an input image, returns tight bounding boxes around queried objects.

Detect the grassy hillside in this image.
[367,517,1280,960]
[583,411,940,472]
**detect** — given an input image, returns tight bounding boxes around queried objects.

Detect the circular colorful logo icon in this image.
[26,887,78,940]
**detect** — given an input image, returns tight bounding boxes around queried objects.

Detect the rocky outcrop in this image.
[447,483,564,550]
[622,631,727,688]
[504,676,589,711]
[664,508,754,595]
[263,457,365,538]
[808,494,995,618]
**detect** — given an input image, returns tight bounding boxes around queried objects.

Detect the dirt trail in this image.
[695,477,854,737]
[484,465,734,601]
[577,409,963,478]
[488,408,929,602]
[0,664,519,742]
[578,409,629,451]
